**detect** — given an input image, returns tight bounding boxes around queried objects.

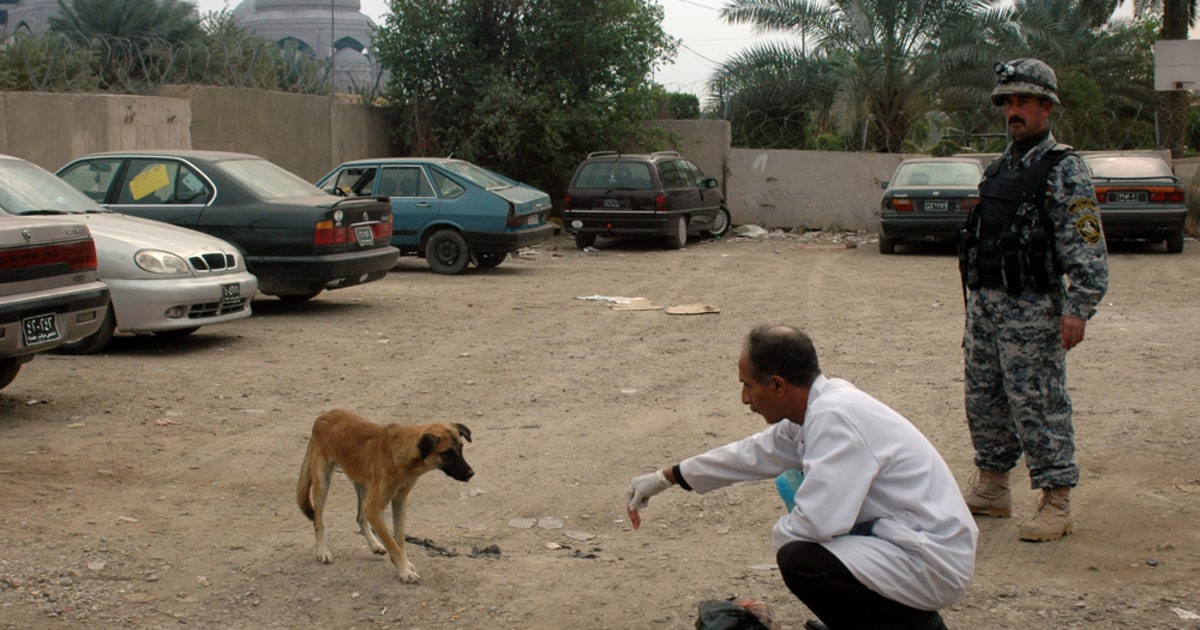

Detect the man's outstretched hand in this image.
[626,470,672,529]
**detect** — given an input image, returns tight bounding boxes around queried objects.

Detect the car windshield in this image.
[0,158,108,215]
[894,162,982,187]
[439,161,512,190]
[1085,156,1173,179]
[213,157,327,200]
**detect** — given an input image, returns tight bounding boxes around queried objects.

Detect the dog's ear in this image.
[453,423,472,443]
[418,433,440,459]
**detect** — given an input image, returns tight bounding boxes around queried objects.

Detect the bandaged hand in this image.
[626,470,672,512]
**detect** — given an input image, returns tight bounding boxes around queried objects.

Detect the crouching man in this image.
[627,325,977,629]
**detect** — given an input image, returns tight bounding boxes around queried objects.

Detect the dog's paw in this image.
[397,565,421,583]
[367,540,387,555]
[315,546,334,564]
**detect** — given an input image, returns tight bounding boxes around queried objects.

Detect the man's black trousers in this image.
[776,541,947,630]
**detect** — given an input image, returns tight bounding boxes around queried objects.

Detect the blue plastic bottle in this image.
[775,469,805,512]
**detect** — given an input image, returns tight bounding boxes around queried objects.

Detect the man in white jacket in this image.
[627,325,977,630]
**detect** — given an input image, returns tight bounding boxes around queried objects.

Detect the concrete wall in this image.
[0,94,1192,231]
[0,86,391,181]
[0,92,191,172]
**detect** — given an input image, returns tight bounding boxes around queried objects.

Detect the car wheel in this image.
[1166,228,1184,253]
[574,232,596,250]
[879,237,896,255]
[476,252,506,269]
[0,359,20,390]
[154,326,200,338]
[665,216,687,249]
[279,291,321,303]
[56,305,117,355]
[701,205,732,239]
[426,229,471,275]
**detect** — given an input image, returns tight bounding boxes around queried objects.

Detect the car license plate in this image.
[603,198,622,209]
[22,313,60,346]
[354,225,374,246]
[221,283,241,304]
[924,200,950,211]
[1109,191,1142,203]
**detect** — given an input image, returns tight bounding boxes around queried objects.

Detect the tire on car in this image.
[426,229,471,275]
[55,304,117,355]
[665,216,688,250]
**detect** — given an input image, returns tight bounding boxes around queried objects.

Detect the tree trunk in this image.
[1158,0,1190,159]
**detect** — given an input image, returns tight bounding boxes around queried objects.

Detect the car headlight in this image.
[134,249,191,275]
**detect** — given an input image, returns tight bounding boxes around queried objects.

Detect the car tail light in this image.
[654,194,667,212]
[505,203,521,228]
[1149,187,1185,203]
[374,214,393,239]
[960,197,980,211]
[0,239,98,273]
[563,195,572,209]
[891,197,914,212]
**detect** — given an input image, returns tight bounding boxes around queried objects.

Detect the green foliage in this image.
[374,0,677,196]
[1187,105,1200,155]
[707,43,837,149]
[0,32,101,92]
[716,0,1002,152]
[50,0,203,42]
[47,0,205,91]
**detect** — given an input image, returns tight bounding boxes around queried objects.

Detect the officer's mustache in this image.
[1008,115,1026,125]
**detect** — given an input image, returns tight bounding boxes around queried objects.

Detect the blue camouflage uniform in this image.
[964,132,1108,490]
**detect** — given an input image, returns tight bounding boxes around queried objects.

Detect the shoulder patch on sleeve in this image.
[1068,197,1098,215]
[1075,215,1103,244]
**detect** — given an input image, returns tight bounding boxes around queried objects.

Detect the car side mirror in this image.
[881,181,889,190]
[703,177,718,189]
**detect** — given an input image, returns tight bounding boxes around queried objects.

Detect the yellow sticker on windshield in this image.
[1068,197,1097,215]
[1076,215,1102,244]
[128,164,170,201]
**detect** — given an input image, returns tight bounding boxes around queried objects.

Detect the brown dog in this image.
[296,408,473,582]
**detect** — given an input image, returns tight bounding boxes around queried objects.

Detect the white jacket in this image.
[678,375,977,611]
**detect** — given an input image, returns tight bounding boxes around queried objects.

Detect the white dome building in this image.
[231,0,383,92]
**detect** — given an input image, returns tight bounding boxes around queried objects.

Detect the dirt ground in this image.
[1,229,1198,629]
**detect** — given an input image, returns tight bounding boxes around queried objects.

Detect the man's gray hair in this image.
[745,325,821,387]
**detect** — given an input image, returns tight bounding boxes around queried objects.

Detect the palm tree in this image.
[49,0,202,41]
[707,43,837,149]
[718,0,1002,152]
[1076,0,1196,157]
[49,0,204,91]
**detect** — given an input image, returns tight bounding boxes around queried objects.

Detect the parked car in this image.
[878,157,984,254]
[0,213,109,389]
[562,151,731,250]
[57,150,399,301]
[316,158,556,275]
[1083,152,1187,253]
[0,154,258,354]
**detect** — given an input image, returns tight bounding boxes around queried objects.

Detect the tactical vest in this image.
[958,148,1071,296]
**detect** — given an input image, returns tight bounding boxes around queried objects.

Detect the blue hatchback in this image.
[317,158,556,274]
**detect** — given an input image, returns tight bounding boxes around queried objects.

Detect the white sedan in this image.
[0,154,258,354]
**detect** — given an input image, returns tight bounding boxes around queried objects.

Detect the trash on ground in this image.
[665,304,720,315]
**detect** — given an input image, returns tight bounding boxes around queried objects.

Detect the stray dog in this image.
[297,408,473,582]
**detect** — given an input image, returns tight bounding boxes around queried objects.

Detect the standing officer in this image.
[958,58,1108,541]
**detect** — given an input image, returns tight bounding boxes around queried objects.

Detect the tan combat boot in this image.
[1019,487,1072,542]
[964,469,1012,517]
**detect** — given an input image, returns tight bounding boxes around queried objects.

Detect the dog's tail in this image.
[297,441,315,521]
